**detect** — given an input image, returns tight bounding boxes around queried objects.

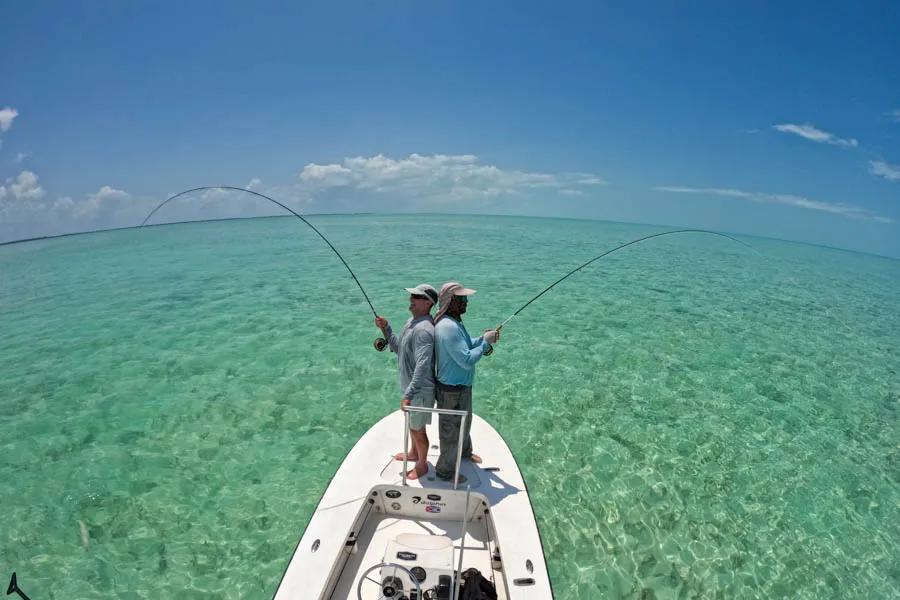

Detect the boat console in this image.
[381,534,454,599]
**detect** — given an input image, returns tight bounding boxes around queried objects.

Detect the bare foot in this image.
[394,452,419,461]
[467,453,483,464]
[405,463,428,480]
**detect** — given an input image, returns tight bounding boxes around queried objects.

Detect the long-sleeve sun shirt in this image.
[384,315,435,401]
[434,316,490,387]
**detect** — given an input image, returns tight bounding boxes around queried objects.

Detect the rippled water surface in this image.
[1,215,898,598]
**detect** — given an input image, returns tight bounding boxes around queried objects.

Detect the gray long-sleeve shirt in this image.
[385,315,435,401]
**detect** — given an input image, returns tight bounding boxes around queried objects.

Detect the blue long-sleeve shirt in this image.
[434,316,490,386]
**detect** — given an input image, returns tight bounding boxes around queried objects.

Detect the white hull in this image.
[273,410,554,599]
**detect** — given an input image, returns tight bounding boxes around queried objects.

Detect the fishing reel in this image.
[374,337,388,351]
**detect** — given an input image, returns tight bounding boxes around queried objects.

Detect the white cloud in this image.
[300,163,353,183]
[2,156,606,241]
[298,153,605,203]
[0,107,18,132]
[0,171,46,231]
[72,185,130,218]
[1,170,45,200]
[885,109,900,123]
[654,186,753,198]
[0,107,19,149]
[2,183,147,240]
[0,179,135,228]
[573,173,606,185]
[869,160,900,181]
[772,123,858,148]
[93,185,129,201]
[146,183,290,223]
[653,185,892,223]
[14,152,29,164]
[53,196,74,210]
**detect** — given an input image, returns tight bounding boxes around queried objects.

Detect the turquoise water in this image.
[1,214,898,599]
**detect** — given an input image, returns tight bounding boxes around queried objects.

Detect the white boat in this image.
[273,406,554,599]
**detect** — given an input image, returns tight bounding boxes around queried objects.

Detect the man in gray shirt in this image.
[375,283,438,479]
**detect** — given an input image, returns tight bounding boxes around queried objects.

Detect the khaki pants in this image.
[435,384,473,479]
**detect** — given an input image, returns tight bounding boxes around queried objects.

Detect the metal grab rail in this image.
[453,486,472,600]
[401,406,469,490]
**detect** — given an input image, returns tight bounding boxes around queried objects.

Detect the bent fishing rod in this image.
[485,229,757,353]
[140,186,391,350]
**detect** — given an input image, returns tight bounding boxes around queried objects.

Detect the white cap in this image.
[403,283,438,306]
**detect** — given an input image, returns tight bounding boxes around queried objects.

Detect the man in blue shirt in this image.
[433,281,500,484]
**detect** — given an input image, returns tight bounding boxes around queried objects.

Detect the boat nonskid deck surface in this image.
[273,409,553,600]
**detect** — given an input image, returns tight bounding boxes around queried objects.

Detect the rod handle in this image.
[483,324,502,357]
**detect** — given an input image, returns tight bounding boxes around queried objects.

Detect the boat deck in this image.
[273,410,553,599]
[378,441,486,488]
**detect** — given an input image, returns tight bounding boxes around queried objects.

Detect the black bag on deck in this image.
[459,568,498,600]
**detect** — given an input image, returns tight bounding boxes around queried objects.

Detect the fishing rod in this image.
[140,186,390,351]
[485,229,757,353]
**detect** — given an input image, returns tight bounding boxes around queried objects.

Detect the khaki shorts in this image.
[407,392,436,430]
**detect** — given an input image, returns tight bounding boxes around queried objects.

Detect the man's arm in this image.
[385,324,400,353]
[443,323,488,368]
[404,328,434,399]
[375,316,400,353]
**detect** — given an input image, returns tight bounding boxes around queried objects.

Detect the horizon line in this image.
[1,211,897,262]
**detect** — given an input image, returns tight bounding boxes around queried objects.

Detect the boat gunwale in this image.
[271,410,555,599]
[269,413,386,599]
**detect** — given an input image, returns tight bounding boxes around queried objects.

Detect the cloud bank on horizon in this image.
[0,143,612,241]
[299,153,605,201]
[1,143,894,246]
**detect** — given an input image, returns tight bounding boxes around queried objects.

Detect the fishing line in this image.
[495,229,758,331]
[140,186,392,349]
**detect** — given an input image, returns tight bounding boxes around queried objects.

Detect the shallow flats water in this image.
[1,215,898,598]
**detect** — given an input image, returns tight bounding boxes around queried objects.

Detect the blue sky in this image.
[2,2,899,256]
